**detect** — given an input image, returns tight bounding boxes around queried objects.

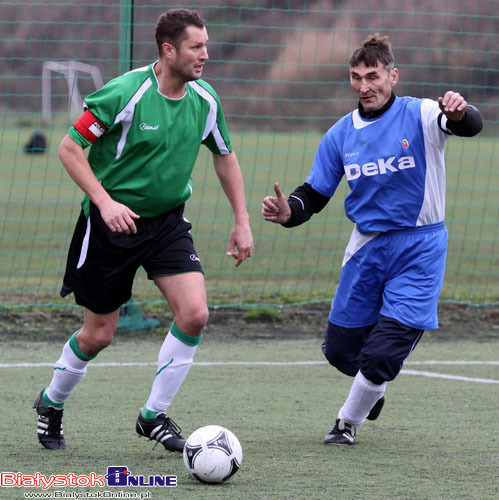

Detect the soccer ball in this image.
[183,425,243,483]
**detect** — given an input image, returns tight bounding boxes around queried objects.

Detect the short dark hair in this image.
[349,33,394,70]
[155,8,205,55]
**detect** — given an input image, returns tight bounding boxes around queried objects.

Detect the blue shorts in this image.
[330,222,448,330]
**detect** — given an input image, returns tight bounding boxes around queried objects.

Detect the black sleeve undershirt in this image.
[281,182,330,228]
[440,105,483,137]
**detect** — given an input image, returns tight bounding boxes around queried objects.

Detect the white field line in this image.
[0,360,497,384]
[401,369,499,384]
[1,360,498,367]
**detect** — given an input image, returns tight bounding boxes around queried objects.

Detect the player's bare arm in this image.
[262,182,291,224]
[212,151,254,266]
[58,134,140,234]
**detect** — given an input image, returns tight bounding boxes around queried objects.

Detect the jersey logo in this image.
[139,122,159,130]
[345,156,415,180]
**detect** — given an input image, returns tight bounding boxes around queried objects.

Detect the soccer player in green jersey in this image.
[33,8,254,452]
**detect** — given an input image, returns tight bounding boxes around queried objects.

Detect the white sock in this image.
[338,371,386,428]
[144,325,201,414]
[46,332,93,404]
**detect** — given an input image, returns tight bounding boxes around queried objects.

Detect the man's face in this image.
[349,61,398,112]
[167,25,209,82]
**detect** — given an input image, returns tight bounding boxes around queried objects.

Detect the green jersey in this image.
[69,62,233,217]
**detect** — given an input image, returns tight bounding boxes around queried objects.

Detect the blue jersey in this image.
[306,96,452,233]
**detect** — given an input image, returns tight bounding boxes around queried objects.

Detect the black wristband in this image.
[445,105,483,137]
[281,183,330,228]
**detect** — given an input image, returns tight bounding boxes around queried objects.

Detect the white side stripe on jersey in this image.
[114,78,153,159]
[417,99,449,226]
[211,124,231,155]
[188,81,230,154]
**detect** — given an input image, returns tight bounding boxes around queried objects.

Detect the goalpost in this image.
[41,60,104,121]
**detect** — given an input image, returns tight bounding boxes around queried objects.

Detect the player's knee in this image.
[360,316,424,384]
[176,305,209,336]
[360,351,399,384]
[92,330,115,351]
[322,341,359,376]
[77,325,115,356]
[322,322,364,376]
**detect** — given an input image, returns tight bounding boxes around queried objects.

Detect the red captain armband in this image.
[73,110,107,143]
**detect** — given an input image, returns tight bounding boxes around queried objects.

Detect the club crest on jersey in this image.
[344,155,415,180]
[402,139,410,148]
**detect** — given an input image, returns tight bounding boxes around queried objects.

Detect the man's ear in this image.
[161,42,176,59]
[390,67,399,87]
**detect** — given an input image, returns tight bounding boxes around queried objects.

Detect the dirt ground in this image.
[1,302,498,344]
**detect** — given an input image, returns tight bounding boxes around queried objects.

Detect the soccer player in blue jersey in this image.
[33,8,254,452]
[262,33,482,445]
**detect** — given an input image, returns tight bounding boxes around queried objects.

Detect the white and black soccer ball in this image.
[183,425,243,483]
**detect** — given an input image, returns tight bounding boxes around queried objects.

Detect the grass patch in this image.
[0,338,497,500]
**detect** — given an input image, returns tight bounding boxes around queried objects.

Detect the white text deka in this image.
[345,156,415,180]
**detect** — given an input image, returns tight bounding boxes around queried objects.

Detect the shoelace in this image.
[157,415,182,438]
[149,415,182,450]
[331,420,353,435]
[342,422,355,436]
[45,409,63,437]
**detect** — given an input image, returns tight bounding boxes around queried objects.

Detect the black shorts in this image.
[322,316,423,384]
[60,202,203,314]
